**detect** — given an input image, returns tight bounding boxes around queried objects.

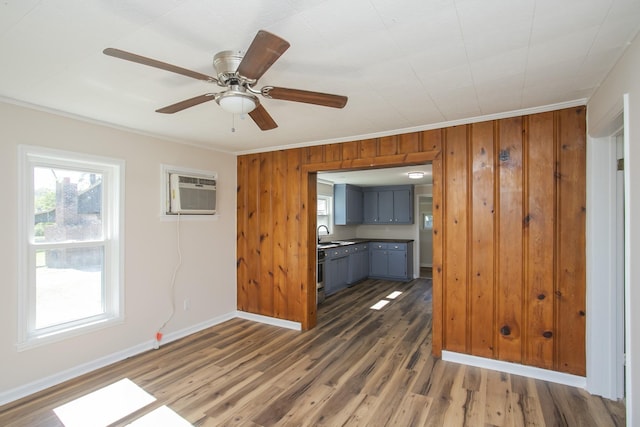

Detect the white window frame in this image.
[17,145,125,350]
[317,194,333,236]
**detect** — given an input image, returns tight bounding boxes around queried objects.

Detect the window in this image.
[18,146,124,349]
[317,195,332,235]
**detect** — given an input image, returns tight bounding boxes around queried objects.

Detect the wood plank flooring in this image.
[0,278,625,426]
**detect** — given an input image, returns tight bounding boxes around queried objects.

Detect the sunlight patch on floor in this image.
[371,289,403,310]
[127,405,193,426]
[370,299,390,310]
[386,291,402,299]
[52,378,192,426]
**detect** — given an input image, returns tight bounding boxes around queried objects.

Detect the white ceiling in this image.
[319,164,432,186]
[1,0,639,154]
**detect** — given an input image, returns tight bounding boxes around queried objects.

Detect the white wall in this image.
[0,102,237,402]
[587,32,640,424]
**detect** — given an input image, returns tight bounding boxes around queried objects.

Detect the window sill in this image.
[17,316,124,352]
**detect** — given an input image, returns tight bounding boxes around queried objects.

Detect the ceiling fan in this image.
[103,30,348,131]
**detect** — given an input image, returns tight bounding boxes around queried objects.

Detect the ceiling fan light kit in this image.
[103,30,348,131]
[216,86,258,114]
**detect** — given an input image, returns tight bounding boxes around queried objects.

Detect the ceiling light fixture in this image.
[216,86,258,114]
[407,171,424,179]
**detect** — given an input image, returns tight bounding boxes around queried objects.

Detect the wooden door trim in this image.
[301,150,443,357]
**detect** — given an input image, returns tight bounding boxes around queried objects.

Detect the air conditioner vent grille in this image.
[169,173,217,215]
[178,175,216,186]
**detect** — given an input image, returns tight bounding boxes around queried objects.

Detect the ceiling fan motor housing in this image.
[213,50,244,85]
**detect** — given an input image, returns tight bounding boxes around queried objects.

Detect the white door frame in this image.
[586,108,627,400]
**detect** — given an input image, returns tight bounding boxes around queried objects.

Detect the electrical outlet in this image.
[183,298,190,311]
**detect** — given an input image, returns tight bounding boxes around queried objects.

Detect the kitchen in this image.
[315,165,433,305]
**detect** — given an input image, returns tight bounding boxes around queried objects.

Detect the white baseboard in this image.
[0,340,152,408]
[235,311,302,330]
[157,312,236,347]
[442,351,587,389]
[0,311,292,406]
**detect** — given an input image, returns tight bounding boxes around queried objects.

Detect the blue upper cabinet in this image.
[362,185,414,224]
[334,184,363,225]
[392,187,412,223]
[363,190,378,223]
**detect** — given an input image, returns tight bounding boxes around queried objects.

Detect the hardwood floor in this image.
[0,278,625,426]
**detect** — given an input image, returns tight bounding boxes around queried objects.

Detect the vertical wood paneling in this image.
[423,130,442,152]
[469,121,496,358]
[258,153,274,314]
[443,126,469,353]
[236,155,249,311]
[555,107,587,376]
[496,117,524,363]
[360,139,378,158]
[398,132,420,154]
[524,112,556,369]
[245,155,261,314]
[342,141,360,160]
[304,172,316,328]
[272,151,288,318]
[429,129,444,357]
[379,135,398,156]
[285,149,302,321]
[236,106,587,375]
[325,143,342,162]
[305,146,324,164]
[432,150,444,357]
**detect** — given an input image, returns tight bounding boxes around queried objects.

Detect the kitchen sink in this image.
[317,243,339,249]
[318,240,358,249]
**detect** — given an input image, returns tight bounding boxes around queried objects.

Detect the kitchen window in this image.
[18,146,124,349]
[317,195,332,235]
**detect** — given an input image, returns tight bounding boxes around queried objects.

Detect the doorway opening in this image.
[418,195,433,279]
[315,164,433,319]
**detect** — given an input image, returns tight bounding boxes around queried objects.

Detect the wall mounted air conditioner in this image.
[169,173,217,214]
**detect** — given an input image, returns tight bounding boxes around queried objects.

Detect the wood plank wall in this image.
[236,106,586,375]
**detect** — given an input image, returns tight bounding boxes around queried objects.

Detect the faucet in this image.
[317,225,330,243]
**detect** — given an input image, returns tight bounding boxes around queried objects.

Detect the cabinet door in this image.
[363,191,378,223]
[360,245,369,279]
[349,245,368,283]
[388,249,407,278]
[348,246,361,284]
[370,248,388,277]
[393,188,412,223]
[334,184,363,225]
[346,186,363,224]
[336,256,349,290]
[325,258,337,295]
[377,190,394,223]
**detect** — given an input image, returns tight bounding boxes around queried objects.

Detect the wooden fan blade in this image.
[103,48,217,82]
[156,94,216,114]
[265,87,348,108]
[237,30,290,81]
[248,104,278,130]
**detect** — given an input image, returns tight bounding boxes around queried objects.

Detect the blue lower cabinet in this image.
[368,241,413,281]
[325,247,350,296]
[347,243,368,285]
[325,241,412,296]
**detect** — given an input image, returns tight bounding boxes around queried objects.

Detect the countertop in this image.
[317,238,414,250]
